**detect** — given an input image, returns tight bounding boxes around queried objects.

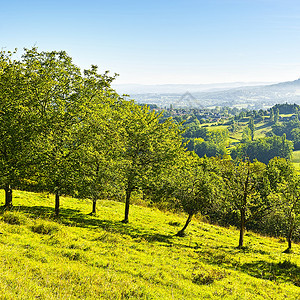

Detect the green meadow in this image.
[1,190,300,299]
[291,150,300,172]
[203,117,300,171]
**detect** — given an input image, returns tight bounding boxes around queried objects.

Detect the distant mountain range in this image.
[113,82,274,95]
[113,79,300,109]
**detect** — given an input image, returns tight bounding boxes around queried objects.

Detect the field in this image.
[1,190,300,299]
[204,118,300,171]
[291,150,300,172]
[202,118,273,144]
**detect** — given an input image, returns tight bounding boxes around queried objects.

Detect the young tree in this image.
[241,127,252,143]
[248,117,255,141]
[274,108,280,124]
[221,159,271,248]
[280,174,300,252]
[173,155,221,236]
[269,108,274,123]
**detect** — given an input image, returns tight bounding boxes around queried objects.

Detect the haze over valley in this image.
[114,78,300,109]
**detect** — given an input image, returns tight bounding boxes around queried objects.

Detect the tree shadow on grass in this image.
[7,205,174,245]
[255,122,271,130]
[194,245,300,286]
[239,259,300,286]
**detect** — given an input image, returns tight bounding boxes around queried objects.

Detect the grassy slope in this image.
[291,150,300,172]
[0,191,300,299]
[229,119,273,142]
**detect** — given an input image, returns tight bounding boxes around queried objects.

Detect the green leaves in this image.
[0,49,41,198]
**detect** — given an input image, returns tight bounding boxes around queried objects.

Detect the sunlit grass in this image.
[291,150,300,173]
[0,190,300,299]
[292,150,300,163]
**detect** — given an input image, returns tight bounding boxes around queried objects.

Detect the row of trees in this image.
[231,135,293,164]
[165,155,300,251]
[1,48,299,251]
[272,117,300,150]
[0,48,185,223]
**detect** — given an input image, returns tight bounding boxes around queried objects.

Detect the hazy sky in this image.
[1,0,300,84]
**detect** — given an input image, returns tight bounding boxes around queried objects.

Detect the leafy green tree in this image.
[272,117,300,150]
[272,103,299,114]
[280,174,300,252]
[221,159,271,248]
[0,49,40,207]
[75,72,124,214]
[248,117,255,141]
[229,120,238,133]
[172,155,221,236]
[269,108,274,123]
[249,158,295,238]
[77,147,119,214]
[194,139,227,158]
[241,127,252,143]
[291,128,300,150]
[185,127,229,157]
[274,108,280,124]
[182,123,207,139]
[23,48,85,216]
[35,131,82,216]
[266,157,294,192]
[206,128,229,145]
[118,102,185,223]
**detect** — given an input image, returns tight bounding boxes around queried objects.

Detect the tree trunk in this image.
[238,166,249,249]
[238,210,246,248]
[4,184,13,209]
[122,189,131,223]
[176,213,193,237]
[287,226,294,250]
[91,198,97,214]
[55,191,60,217]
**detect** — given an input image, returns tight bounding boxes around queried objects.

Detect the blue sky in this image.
[1,0,300,84]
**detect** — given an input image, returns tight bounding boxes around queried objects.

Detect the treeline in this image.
[1,48,300,252]
[157,154,300,251]
[231,135,293,164]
